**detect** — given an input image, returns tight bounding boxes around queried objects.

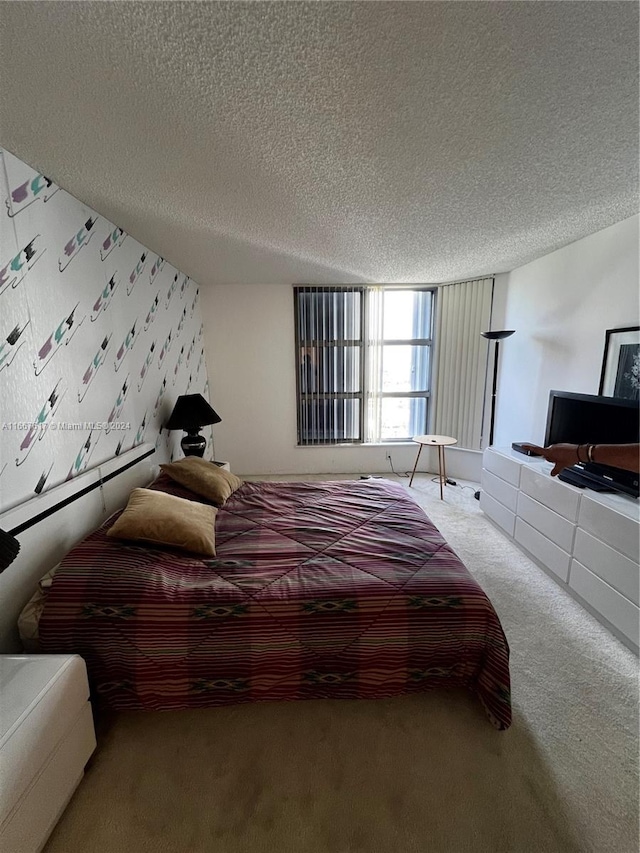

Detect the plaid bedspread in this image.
[39,478,511,729]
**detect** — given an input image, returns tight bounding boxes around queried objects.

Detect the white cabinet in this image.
[519,465,581,522]
[483,449,522,486]
[514,517,573,582]
[578,492,639,563]
[481,447,640,653]
[569,561,639,645]
[516,492,576,553]
[573,529,638,605]
[481,469,519,512]
[480,490,517,538]
[478,457,519,537]
[0,655,96,853]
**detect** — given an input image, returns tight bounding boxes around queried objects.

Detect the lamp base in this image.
[181,431,206,457]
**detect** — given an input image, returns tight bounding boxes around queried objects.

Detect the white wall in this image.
[0,148,211,513]
[202,284,486,481]
[495,215,639,446]
[0,148,211,652]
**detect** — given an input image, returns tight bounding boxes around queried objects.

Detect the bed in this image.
[34,476,512,729]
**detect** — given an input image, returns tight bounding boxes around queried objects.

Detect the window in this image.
[294,286,434,445]
[375,288,433,441]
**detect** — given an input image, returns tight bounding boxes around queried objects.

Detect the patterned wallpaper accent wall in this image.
[0,148,211,513]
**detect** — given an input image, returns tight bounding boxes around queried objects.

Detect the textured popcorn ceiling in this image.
[0,1,637,285]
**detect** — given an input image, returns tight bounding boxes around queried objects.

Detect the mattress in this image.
[38,478,512,728]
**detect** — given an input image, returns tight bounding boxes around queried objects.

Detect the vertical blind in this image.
[294,286,365,444]
[432,277,494,449]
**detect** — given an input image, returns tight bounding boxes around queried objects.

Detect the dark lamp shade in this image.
[0,528,20,572]
[481,330,515,341]
[165,394,221,431]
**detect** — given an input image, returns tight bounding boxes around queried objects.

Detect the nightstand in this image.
[213,461,230,471]
[0,655,96,853]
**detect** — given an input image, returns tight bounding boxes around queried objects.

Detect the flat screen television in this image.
[544,390,639,497]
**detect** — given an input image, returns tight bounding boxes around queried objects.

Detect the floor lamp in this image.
[481,330,515,447]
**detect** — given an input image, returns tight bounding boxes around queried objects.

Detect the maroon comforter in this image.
[39,478,511,728]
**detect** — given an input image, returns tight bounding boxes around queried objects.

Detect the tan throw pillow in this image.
[159,458,243,506]
[107,488,217,556]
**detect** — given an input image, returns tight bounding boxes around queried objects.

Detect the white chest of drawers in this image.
[0,655,96,853]
[480,448,640,653]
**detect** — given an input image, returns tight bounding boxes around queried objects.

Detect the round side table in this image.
[409,434,458,499]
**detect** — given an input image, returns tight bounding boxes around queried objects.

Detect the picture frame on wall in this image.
[599,326,640,400]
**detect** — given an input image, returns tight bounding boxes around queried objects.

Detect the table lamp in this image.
[0,528,20,573]
[165,394,221,458]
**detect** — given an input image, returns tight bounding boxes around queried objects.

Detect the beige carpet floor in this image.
[44,474,639,853]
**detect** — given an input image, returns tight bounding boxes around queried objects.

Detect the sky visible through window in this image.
[381,291,431,440]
